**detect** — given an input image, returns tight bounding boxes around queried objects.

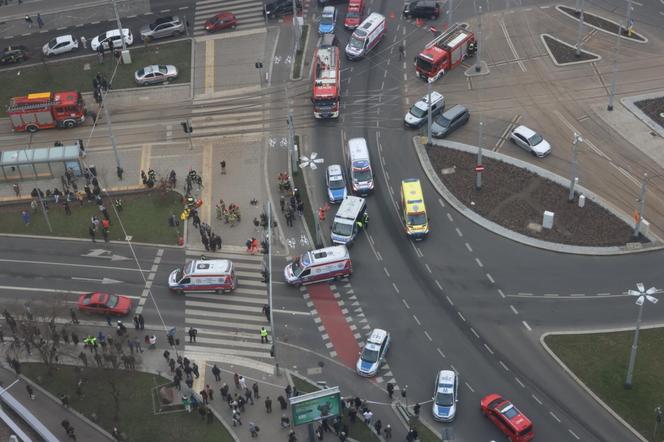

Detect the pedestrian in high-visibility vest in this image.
[260,327,269,344]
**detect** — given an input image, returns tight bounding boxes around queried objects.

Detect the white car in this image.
[326,164,347,204]
[42,35,79,56]
[91,28,134,51]
[134,64,178,86]
[432,370,458,421]
[510,125,551,158]
[356,329,390,377]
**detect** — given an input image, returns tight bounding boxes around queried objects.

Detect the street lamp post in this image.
[654,406,663,442]
[624,283,661,389]
[568,133,582,202]
[607,0,633,111]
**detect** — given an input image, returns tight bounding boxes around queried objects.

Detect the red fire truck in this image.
[7,90,88,133]
[312,45,341,119]
[415,24,476,82]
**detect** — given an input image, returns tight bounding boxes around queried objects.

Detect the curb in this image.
[291,25,311,81]
[0,232,182,249]
[539,33,601,67]
[555,5,648,44]
[621,94,664,139]
[412,137,664,255]
[539,331,648,442]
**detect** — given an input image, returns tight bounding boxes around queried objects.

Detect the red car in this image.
[481,394,534,442]
[78,292,132,316]
[204,12,237,32]
[344,0,365,30]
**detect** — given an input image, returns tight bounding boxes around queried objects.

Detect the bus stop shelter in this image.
[0,144,82,181]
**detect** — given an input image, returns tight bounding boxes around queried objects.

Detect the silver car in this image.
[510,125,551,158]
[140,16,185,41]
[134,65,178,86]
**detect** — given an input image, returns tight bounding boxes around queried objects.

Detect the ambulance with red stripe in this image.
[284,246,352,285]
[169,259,237,294]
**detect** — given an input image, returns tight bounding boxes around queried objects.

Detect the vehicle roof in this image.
[409,0,439,6]
[303,245,349,265]
[513,125,536,138]
[441,104,468,118]
[155,16,177,24]
[415,91,443,107]
[335,195,365,220]
[367,328,388,344]
[322,6,335,14]
[348,138,369,158]
[53,35,74,43]
[354,12,384,35]
[437,370,456,392]
[348,0,363,6]
[402,179,426,213]
[185,259,232,275]
[327,164,343,176]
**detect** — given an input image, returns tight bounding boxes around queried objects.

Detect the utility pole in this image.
[634,173,648,238]
[112,0,131,64]
[447,0,453,29]
[101,92,123,173]
[287,112,297,172]
[476,121,484,190]
[575,0,585,57]
[292,0,301,51]
[608,0,632,111]
[568,133,581,202]
[35,187,53,233]
[426,78,433,145]
[474,5,482,72]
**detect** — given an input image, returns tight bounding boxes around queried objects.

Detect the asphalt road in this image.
[299,0,664,440]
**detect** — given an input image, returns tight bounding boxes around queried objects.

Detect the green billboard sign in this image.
[289,387,341,426]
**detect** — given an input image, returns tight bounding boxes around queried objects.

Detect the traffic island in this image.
[633,96,664,134]
[543,329,664,441]
[540,34,600,66]
[556,5,647,43]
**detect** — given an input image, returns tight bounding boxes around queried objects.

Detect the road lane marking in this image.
[532,394,542,405]
[499,360,509,371]
[437,348,446,358]
[435,280,443,290]
[424,331,432,341]
[465,242,472,252]
[413,315,421,325]
[402,299,410,309]
[515,377,525,388]
[498,289,506,298]
[457,312,466,322]
[568,429,580,440]
[483,343,494,354]
[383,267,390,277]
[510,305,519,315]
[446,213,454,222]
[486,273,494,284]
[424,263,432,273]
[522,321,532,331]
[455,228,463,237]
[205,39,215,94]
[475,258,484,268]
[438,198,445,208]
[470,327,479,338]
[446,296,454,306]
[550,411,561,422]
[499,19,526,72]
[392,282,400,293]
[465,382,475,392]
[0,258,142,272]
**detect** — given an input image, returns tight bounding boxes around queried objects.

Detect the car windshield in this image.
[209,16,221,24]
[353,168,372,182]
[361,347,379,363]
[407,213,427,226]
[416,56,433,73]
[346,10,360,18]
[48,39,58,49]
[174,269,183,281]
[332,221,354,237]
[106,294,119,308]
[137,68,146,76]
[329,177,345,189]
[502,404,519,419]
[290,259,304,276]
[409,105,427,119]
[528,133,543,146]
[435,392,454,407]
[157,65,168,74]
[314,98,337,108]
[348,35,364,50]
[435,116,451,127]
[321,14,334,25]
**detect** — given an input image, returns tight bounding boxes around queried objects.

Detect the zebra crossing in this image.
[190,93,266,139]
[183,249,273,366]
[192,0,266,37]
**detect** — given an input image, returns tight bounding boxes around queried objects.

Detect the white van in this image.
[168,259,237,294]
[347,137,374,195]
[345,12,385,60]
[284,246,352,285]
[331,196,367,245]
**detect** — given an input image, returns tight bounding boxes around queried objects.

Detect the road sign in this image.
[475,165,485,172]
[290,386,341,426]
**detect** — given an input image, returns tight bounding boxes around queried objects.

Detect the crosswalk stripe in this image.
[195,336,271,349]
[186,300,263,313]
[197,328,268,339]
[186,317,267,331]
[185,344,272,359]
[238,279,267,287]
[185,292,265,303]
[184,351,275,372]
[186,309,265,322]
[185,249,264,262]
[236,270,262,279]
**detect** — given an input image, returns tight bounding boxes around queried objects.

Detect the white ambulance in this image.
[284,246,352,285]
[345,12,386,60]
[168,259,237,294]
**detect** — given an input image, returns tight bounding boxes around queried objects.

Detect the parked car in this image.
[481,394,534,442]
[140,16,185,41]
[91,28,134,51]
[431,104,470,138]
[326,164,347,203]
[204,12,238,32]
[510,125,551,157]
[134,64,178,86]
[42,35,79,56]
[0,46,28,64]
[78,292,132,316]
[403,0,441,19]
[264,0,302,19]
[432,370,459,421]
[404,91,445,128]
[319,6,337,34]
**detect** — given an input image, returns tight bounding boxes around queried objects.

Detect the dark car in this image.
[431,105,470,138]
[403,0,441,19]
[204,11,238,32]
[0,46,28,65]
[264,0,302,19]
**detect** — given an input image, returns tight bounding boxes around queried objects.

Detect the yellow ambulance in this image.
[401,178,429,239]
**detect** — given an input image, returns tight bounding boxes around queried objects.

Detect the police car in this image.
[326,164,347,203]
[432,369,459,421]
[356,329,390,377]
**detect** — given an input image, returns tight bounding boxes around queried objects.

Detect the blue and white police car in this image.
[356,329,390,377]
[326,164,347,203]
[432,369,459,421]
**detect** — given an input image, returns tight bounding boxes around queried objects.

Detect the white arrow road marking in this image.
[72,277,123,284]
[82,249,130,261]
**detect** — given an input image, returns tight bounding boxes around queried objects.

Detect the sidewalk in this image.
[0,365,114,441]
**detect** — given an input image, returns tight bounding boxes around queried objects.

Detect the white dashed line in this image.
[465,242,473,252]
[498,289,506,299]
[470,327,479,338]
[424,331,432,341]
[522,321,532,331]
[465,382,475,393]
[424,263,432,273]
[392,282,400,293]
[438,198,445,208]
[550,411,561,423]
[483,343,494,354]
[446,213,454,222]
[402,299,410,309]
[532,394,542,405]
[458,312,466,322]
[486,273,494,284]
[435,280,443,290]
[413,315,421,325]
[515,377,525,388]
[455,228,463,237]
[446,296,454,306]
[568,429,580,440]
[475,258,484,268]
[509,305,519,315]
[570,293,585,297]
[383,267,390,277]
[499,360,509,371]
[437,348,446,358]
